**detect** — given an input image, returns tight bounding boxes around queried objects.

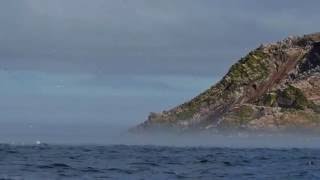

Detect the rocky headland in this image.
[134,33,320,133]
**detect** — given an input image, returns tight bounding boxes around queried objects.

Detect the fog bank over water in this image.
[2,122,320,148]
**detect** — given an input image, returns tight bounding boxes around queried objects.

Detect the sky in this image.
[0,0,320,143]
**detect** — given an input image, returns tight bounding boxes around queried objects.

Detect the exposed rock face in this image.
[135,33,320,133]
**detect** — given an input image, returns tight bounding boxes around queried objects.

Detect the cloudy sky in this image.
[0,0,319,142]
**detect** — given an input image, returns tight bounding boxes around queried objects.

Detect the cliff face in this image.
[135,33,320,132]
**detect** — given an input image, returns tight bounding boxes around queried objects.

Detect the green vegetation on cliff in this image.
[281,85,310,109]
[261,85,313,110]
[224,49,270,86]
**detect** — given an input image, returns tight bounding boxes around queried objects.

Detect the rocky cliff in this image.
[135,33,320,133]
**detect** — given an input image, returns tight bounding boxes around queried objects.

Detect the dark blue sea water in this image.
[1,144,320,180]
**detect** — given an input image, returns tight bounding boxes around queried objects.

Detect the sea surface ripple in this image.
[0,144,320,179]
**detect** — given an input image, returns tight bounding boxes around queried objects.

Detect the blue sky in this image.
[0,1,320,142]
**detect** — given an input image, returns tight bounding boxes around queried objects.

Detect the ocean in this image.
[1,144,320,180]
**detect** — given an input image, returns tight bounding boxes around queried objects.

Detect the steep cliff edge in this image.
[135,33,320,132]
